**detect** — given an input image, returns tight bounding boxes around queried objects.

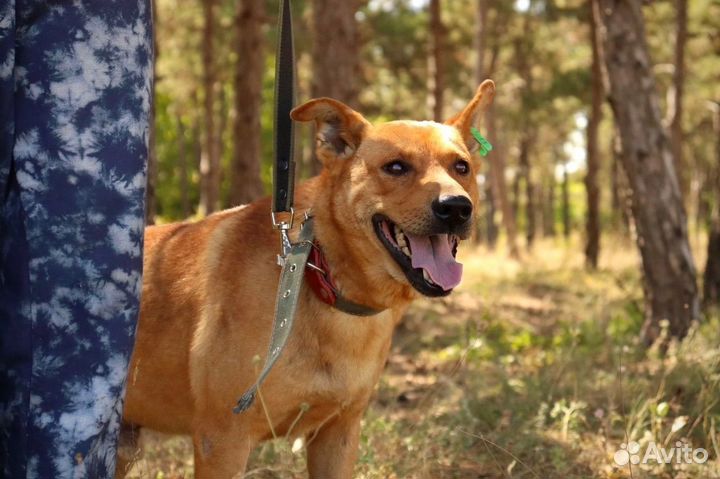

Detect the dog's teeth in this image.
[397,232,406,247]
[401,246,411,257]
[422,270,434,284]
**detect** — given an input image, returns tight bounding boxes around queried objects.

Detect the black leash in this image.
[271,0,296,219]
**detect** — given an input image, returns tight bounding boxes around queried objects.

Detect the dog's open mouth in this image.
[372,214,462,297]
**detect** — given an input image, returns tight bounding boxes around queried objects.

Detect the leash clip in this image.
[271,208,295,262]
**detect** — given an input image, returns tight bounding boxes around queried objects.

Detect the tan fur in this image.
[118,81,495,478]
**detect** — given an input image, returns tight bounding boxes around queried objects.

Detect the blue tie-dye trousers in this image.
[0,1,152,477]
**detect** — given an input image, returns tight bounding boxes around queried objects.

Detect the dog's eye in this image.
[454,159,470,176]
[382,160,411,176]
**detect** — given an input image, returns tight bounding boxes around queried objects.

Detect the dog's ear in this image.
[291,98,371,167]
[445,79,495,152]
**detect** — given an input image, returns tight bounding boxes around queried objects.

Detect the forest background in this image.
[128,0,720,477]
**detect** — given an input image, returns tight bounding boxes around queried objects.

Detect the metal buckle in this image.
[271,208,295,230]
[272,208,295,264]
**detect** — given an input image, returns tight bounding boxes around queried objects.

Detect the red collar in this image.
[304,243,383,316]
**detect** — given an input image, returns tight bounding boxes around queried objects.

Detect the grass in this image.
[126,233,720,478]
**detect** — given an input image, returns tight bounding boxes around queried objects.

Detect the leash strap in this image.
[272,0,296,215]
[234,217,315,413]
[237,0,298,415]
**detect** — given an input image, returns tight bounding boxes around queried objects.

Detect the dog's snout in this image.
[432,195,473,228]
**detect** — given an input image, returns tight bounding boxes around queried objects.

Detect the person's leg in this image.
[0,167,33,479]
[0,1,152,477]
[0,0,13,200]
[0,4,32,479]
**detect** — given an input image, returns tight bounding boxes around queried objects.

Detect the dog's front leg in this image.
[306,410,363,479]
[192,427,253,479]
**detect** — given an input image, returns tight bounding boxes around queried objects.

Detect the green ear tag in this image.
[470,127,493,157]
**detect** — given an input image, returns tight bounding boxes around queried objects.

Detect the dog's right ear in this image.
[291,98,371,167]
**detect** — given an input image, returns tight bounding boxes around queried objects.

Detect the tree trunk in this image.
[519,136,536,248]
[585,2,603,268]
[177,115,191,218]
[703,103,720,308]
[514,26,535,249]
[145,0,159,225]
[311,0,361,174]
[487,104,519,257]
[610,143,621,227]
[611,127,632,233]
[562,163,570,239]
[217,88,228,195]
[594,0,699,341]
[475,0,488,82]
[512,171,520,233]
[484,181,498,248]
[666,0,688,200]
[705,228,720,308]
[428,0,445,121]
[545,174,557,237]
[192,96,203,214]
[475,0,497,248]
[229,0,265,206]
[199,0,220,215]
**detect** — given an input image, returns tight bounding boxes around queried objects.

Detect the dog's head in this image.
[291,80,495,298]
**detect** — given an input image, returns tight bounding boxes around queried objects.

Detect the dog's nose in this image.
[432,195,473,228]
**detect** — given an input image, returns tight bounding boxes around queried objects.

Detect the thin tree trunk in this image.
[703,102,720,308]
[428,0,445,121]
[512,171,520,233]
[484,181,498,247]
[145,0,159,225]
[311,0,361,174]
[475,0,488,82]
[217,88,228,196]
[544,173,557,237]
[562,163,570,239]
[177,115,191,218]
[487,104,519,257]
[519,137,536,247]
[192,95,203,206]
[610,143,621,227]
[475,0,497,248]
[538,177,555,238]
[514,26,536,249]
[594,0,699,341]
[585,2,603,268]
[666,0,688,199]
[199,0,220,215]
[229,0,265,206]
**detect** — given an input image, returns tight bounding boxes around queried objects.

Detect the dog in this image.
[116,79,495,478]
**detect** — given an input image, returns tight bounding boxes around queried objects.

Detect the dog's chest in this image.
[268,310,395,430]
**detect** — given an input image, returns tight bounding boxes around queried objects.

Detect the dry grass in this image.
[125,234,720,478]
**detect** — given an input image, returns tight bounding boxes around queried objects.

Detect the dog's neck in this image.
[300,174,416,313]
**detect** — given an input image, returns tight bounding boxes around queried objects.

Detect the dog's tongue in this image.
[406,233,463,291]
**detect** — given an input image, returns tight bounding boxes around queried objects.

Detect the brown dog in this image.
[117,80,495,478]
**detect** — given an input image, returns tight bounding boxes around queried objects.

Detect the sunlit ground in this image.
[125,233,720,479]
